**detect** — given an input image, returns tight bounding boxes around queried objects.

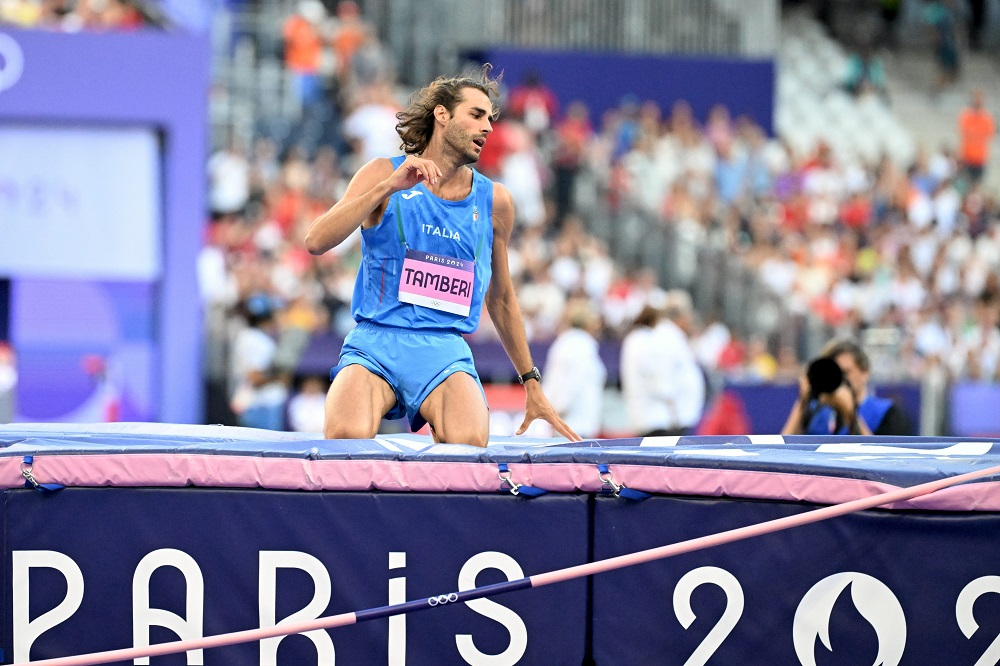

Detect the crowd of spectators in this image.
[600,84,998,385]
[198,3,999,433]
[0,0,149,31]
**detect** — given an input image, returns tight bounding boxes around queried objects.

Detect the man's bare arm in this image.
[486,183,582,441]
[305,156,443,255]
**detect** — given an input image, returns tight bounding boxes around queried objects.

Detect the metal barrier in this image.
[579,173,817,355]
[375,0,778,85]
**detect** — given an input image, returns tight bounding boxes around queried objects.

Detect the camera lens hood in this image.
[807,357,844,397]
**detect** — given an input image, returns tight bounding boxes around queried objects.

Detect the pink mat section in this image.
[4,453,1000,512]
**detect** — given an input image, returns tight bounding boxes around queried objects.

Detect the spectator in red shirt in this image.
[507,70,559,136]
[839,191,873,229]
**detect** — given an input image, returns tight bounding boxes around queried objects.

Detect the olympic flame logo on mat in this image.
[793,572,906,666]
[0,34,25,93]
[428,593,459,607]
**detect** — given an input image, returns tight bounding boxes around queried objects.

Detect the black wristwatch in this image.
[517,366,541,384]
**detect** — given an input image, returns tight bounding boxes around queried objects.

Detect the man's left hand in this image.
[517,384,583,441]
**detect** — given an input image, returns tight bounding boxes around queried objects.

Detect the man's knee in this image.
[324,421,378,440]
[461,430,490,448]
[435,424,489,448]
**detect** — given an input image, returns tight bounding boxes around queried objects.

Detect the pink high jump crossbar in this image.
[20,463,1000,666]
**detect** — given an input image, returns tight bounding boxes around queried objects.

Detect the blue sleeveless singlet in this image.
[350,155,495,333]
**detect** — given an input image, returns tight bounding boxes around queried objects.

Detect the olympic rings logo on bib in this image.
[427,593,459,606]
[398,249,475,317]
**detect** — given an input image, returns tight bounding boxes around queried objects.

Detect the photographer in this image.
[780,339,912,436]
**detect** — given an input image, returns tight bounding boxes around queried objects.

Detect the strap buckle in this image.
[19,455,65,493]
[598,464,622,497]
[20,460,41,490]
[597,463,651,500]
[498,464,522,495]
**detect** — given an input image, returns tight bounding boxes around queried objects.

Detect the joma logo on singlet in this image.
[420,224,462,241]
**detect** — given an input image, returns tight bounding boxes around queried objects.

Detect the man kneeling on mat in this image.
[305,64,580,446]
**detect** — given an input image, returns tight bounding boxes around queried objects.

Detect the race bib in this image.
[398,249,475,316]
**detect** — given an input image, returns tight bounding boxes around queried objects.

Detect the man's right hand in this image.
[385,155,442,193]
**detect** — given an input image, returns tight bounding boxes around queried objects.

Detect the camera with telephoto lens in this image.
[805,357,844,398]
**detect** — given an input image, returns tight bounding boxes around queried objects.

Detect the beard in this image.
[443,123,481,164]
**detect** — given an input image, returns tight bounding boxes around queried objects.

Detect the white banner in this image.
[0,125,162,280]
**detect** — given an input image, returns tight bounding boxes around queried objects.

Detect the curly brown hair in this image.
[395,63,502,155]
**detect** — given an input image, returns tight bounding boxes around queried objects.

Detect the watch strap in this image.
[518,366,541,384]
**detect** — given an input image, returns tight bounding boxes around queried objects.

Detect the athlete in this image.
[305,65,581,446]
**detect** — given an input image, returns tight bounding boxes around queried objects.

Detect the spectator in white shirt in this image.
[652,289,706,434]
[207,137,250,216]
[499,123,547,229]
[0,342,16,424]
[287,375,329,433]
[620,304,667,435]
[540,299,607,438]
[620,291,705,437]
[229,295,288,430]
[518,266,567,340]
[342,84,402,164]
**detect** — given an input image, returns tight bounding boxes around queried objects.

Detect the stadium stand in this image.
[191,0,1000,436]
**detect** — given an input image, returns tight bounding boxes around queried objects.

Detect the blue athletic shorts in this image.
[331,320,485,431]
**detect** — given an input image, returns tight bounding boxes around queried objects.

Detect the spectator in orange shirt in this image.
[958,88,996,185]
[283,1,327,106]
[331,1,370,85]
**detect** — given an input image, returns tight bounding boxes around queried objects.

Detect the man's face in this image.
[835,352,867,396]
[441,87,494,164]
